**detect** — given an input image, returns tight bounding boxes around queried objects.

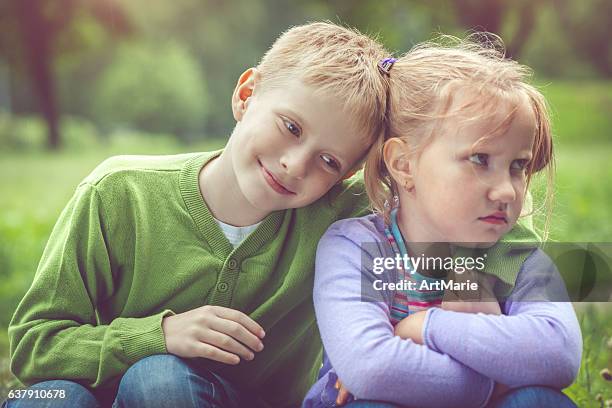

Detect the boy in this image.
[6,22,389,408]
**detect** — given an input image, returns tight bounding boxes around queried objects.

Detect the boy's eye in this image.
[468,153,489,166]
[511,159,529,171]
[321,154,340,171]
[283,119,301,137]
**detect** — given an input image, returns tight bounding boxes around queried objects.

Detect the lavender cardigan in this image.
[303,214,582,408]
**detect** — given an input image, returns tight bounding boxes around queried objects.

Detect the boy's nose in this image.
[280,152,308,179]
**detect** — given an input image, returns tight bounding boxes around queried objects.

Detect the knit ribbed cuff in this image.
[117,309,175,364]
[422,307,440,353]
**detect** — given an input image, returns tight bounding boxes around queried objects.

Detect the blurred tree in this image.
[518,5,588,78]
[0,0,131,149]
[93,41,208,139]
[553,0,612,77]
[116,0,262,136]
[2,0,608,144]
[450,0,541,58]
[325,0,439,51]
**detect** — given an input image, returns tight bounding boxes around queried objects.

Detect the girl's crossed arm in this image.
[418,249,582,389]
[313,220,495,408]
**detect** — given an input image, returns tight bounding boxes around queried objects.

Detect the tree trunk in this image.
[553,0,612,77]
[453,0,537,58]
[454,0,504,34]
[16,0,60,149]
[507,2,537,59]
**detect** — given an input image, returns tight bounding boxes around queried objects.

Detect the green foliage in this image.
[93,41,208,139]
[565,305,612,407]
[520,6,598,78]
[0,113,47,151]
[528,81,612,242]
[0,114,102,152]
[530,142,612,242]
[4,0,612,146]
[538,81,612,145]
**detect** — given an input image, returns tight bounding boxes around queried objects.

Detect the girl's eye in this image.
[321,154,340,171]
[283,119,301,137]
[511,159,529,171]
[468,153,489,166]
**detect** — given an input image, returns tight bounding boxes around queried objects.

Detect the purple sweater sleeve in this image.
[423,248,583,389]
[313,219,494,408]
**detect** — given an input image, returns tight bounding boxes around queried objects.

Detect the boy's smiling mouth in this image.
[258,160,296,195]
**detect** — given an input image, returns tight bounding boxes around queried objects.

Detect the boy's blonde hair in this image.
[365,34,555,237]
[257,21,390,145]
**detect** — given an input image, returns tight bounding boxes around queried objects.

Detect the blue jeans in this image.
[487,386,578,408]
[343,386,578,407]
[2,354,252,408]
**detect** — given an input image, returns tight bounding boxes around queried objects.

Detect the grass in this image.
[1,80,611,404]
[566,304,612,408]
[538,80,612,146]
[530,143,612,242]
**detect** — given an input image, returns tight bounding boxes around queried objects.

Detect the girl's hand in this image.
[491,382,510,400]
[394,311,428,344]
[335,379,352,406]
[441,270,501,315]
[441,299,502,315]
[162,305,265,364]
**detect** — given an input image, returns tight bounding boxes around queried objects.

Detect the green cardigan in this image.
[8,151,538,407]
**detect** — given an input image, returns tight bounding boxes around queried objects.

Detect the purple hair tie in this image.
[378,57,396,75]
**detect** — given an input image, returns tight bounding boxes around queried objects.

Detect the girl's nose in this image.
[487,176,516,203]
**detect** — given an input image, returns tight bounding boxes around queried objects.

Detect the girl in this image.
[303,35,582,408]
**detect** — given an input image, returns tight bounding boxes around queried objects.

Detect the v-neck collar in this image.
[179,151,285,259]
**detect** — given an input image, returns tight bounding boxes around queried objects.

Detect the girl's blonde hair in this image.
[365,34,554,238]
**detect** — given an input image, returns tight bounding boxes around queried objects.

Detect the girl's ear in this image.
[232,68,260,121]
[383,138,415,192]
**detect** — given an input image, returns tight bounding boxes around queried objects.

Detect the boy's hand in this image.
[162,305,265,365]
[335,379,352,406]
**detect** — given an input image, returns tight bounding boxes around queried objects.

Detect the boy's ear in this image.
[232,68,260,121]
[383,138,414,192]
